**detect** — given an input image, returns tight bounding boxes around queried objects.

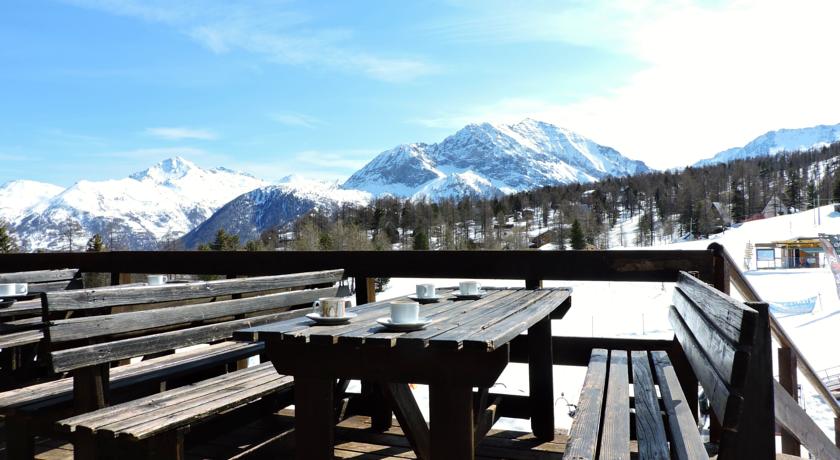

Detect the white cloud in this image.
[417,0,840,169]
[65,0,437,83]
[146,127,218,140]
[93,146,210,159]
[231,148,377,183]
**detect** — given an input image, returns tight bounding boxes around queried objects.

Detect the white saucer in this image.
[408,295,441,304]
[376,317,431,332]
[452,290,488,299]
[306,312,357,325]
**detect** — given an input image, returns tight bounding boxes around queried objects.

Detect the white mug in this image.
[416,283,435,299]
[0,283,27,297]
[313,297,348,318]
[459,281,481,295]
[390,300,419,324]
[147,274,168,286]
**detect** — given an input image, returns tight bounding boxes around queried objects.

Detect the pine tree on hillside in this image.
[86,234,106,252]
[412,229,430,250]
[570,219,586,250]
[730,180,747,222]
[0,222,18,253]
[833,177,840,203]
[199,229,241,251]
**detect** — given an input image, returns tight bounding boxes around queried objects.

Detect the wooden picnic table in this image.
[235,286,572,460]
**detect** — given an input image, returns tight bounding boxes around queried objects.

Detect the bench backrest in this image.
[41,269,343,373]
[670,271,768,457]
[0,268,82,294]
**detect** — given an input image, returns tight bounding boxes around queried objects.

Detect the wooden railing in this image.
[713,243,840,457]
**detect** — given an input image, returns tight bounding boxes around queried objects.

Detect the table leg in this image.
[529,314,554,440]
[430,382,474,460]
[294,376,335,460]
[362,381,393,430]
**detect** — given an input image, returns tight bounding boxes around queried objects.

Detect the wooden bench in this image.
[0,269,343,459]
[565,271,773,460]
[0,268,83,296]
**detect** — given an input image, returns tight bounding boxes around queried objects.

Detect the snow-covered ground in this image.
[363,203,840,444]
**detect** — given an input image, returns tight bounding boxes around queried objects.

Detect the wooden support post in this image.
[525,278,543,289]
[735,302,775,460]
[355,276,376,306]
[362,381,393,431]
[528,314,554,441]
[778,346,800,455]
[294,376,335,460]
[382,383,431,460]
[73,363,110,413]
[146,430,185,460]
[836,417,840,449]
[708,242,731,295]
[430,383,474,460]
[5,415,34,460]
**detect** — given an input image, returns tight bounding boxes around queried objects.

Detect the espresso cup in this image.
[390,300,419,324]
[147,274,168,286]
[0,283,26,297]
[416,283,435,298]
[459,281,481,295]
[313,297,348,318]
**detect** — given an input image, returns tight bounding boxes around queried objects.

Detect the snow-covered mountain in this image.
[694,123,840,167]
[0,180,63,224]
[343,119,650,200]
[180,176,370,248]
[12,157,267,250]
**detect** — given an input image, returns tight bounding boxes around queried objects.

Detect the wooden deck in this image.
[3,409,569,459]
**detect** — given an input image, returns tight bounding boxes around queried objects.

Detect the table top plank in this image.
[427,289,555,350]
[345,289,520,347]
[461,289,571,351]
[237,287,570,353]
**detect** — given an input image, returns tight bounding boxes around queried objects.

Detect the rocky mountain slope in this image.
[9,157,267,250]
[694,123,840,167]
[343,119,650,200]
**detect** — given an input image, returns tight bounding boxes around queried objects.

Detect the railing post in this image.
[355,276,375,306]
[525,279,543,289]
[835,417,840,448]
[778,346,800,455]
[739,301,776,460]
[354,276,391,430]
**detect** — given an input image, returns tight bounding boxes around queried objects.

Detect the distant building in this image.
[762,197,787,218]
[754,237,824,269]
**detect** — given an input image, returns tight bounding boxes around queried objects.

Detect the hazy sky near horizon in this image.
[2,0,839,186]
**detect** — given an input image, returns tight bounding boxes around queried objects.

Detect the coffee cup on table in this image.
[147,274,168,286]
[390,300,419,324]
[0,283,27,297]
[313,297,348,318]
[416,283,435,299]
[459,281,481,295]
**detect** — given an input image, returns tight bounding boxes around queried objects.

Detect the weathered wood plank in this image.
[650,350,709,460]
[672,288,750,386]
[47,286,335,342]
[668,306,740,428]
[430,382,474,460]
[774,380,840,460]
[43,269,343,312]
[676,272,757,346]
[599,350,629,460]
[0,268,79,284]
[565,349,608,460]
[528,314,554,441]
[0,329,43,348]
[630,351,669,460]
[49,309,308,372]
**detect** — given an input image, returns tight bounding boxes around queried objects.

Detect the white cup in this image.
[459,281,481,295]
[0,283,27,297]
[416,283,436,299]
[313,297,348,318]
[147,274,168,286]
[390,300,419,324]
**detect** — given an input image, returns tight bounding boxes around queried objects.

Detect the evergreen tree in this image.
[200,229,241,251]
[784,169,801,210]
[833,176,840,203]
[0,222,18,253]
[730,180,747,222]
[244,239,264,251]
[570,219,586,250]
[85,234,106,252]
[412,229,430,250]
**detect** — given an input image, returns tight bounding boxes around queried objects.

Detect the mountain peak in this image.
[130,156,200,182]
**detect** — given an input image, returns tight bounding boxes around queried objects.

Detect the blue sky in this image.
[2,0,839,186]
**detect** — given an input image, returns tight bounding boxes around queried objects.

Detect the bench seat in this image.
[58,362,292,456]
[0,340,263,414]
[566,348,708,460]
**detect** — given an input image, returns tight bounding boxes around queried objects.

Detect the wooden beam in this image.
[509,335,674,366]
[381,383,430,460]
[774,380,840,460]
[430,382,474,460]
[293,376,335,460]
[778,347,800,455]
[527,315,553,440]
[0,249,715,282]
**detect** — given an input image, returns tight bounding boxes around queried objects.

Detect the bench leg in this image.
[6,415,35,460]
[528,314,554,440]
[146,430,185,460]
[294,375,335,460]
[73,429,98,460]
[430,383,474,460]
